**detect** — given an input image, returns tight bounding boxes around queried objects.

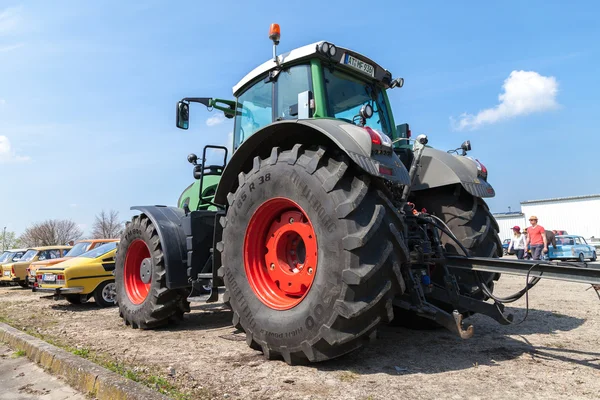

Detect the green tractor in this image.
[114,25,600,364]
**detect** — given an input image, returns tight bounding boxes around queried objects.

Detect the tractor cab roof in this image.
[232,41,393,96]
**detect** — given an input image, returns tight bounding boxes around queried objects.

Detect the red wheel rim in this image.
[244,198,318,310]
[124,239,151,305]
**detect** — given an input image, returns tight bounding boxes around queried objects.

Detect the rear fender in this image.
[412,147,495,198]
[130,206,189,289]
[214,119,410,205]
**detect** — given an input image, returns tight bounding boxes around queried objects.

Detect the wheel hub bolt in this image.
[270,263,275,270]
[307,267,313,275]
[289,217,294,224]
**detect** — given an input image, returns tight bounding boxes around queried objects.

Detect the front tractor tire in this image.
[219,145,408,364]
[115,215,190,329]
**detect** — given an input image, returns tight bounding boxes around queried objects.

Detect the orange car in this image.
[27,239,119,286]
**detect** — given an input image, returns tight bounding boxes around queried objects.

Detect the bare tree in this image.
[91,210,123,239]
[19,219,84,247]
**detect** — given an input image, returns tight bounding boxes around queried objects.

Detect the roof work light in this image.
[269,23,281,63]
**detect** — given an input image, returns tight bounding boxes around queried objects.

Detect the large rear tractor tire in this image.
[115,215,190,329]
[396,185,501,328]
[219,145,409,364]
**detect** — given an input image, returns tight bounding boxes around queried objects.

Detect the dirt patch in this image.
[1,275,599,399]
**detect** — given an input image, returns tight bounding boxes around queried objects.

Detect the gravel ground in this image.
[0,274,598,400]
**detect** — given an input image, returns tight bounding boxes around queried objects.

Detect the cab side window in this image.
[234,79,273,150]
[275,64,311,121]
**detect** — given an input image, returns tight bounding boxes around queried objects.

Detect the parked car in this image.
[1,246,72,287]
[502,239,511,255]
[547,235,597,262]
[35,242,119,307]
[27,239,119,286]
[587,237,600,253]
[0,249,27,285]
[0,249,27,266]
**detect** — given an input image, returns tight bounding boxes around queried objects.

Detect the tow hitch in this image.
[396,256,600,339]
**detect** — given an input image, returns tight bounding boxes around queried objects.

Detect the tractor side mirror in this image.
[176,101,189,130]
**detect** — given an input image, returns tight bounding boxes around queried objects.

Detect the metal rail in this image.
[446,256,600,285]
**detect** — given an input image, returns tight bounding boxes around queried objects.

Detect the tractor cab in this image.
[176,25,410,210]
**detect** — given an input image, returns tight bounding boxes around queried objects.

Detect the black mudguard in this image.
[412,147,495,198]
[214,119,410,205]
[130,206,189,289]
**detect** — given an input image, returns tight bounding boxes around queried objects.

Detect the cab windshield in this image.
[20,250,38,262]
[323,68,392,134]
[65,242,90,258]
[80,242,118,259]
[0,252,9,263]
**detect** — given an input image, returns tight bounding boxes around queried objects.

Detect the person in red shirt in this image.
[524,215,548,260]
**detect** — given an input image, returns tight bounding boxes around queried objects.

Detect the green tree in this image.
[1,230,21,251]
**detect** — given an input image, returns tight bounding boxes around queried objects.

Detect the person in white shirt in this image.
[507,226,527,259]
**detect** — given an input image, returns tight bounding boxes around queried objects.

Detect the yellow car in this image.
[0,249,27,266]
[0,249,27,285]
[35,242,118,307]
[27,239,119,285]
[1,246,71,288]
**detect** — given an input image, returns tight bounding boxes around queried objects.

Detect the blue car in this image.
[548,235,597,262]
[502,239,511,255]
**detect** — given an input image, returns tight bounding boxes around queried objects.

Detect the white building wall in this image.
[521,196,600,239]
[493,213,526,241]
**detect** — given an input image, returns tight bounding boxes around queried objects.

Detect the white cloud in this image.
[69,203,78,208]
[0,43,23,52]
[206,113,225,127]
[0,98,5,105]
[0,6,21,35]
[452,70,559,131]
[0,135,30,163]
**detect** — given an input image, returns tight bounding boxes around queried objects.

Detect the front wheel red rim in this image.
[244,198,318,310]
[124,239,152,305]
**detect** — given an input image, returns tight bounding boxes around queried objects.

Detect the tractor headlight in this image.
[317,42,336,58]
[328,44,337,57]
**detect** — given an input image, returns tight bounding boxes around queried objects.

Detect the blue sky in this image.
[1,0,599,235]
